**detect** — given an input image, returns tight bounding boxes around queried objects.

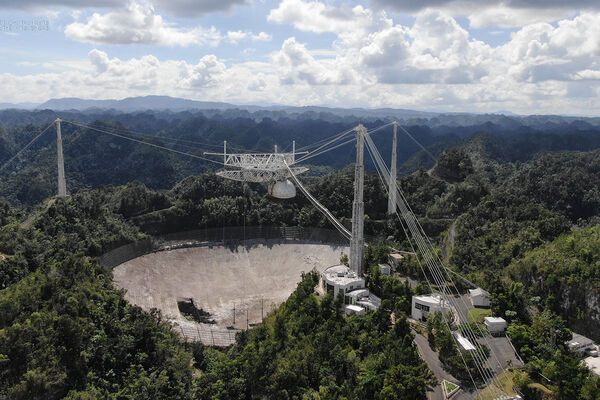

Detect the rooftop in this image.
[484,317,506,324]
[569,333,595,349]
[454,333,476,352]
[469,288,490,297]
[389,253,404,260]
[346,305,364,313]
[322,264,363,286]
[413,294,449,307]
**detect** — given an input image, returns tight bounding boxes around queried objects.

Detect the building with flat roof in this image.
[411,294,451,322]
[484,316,507,335]
[321,265,380,313]
[322,265,365,298]
[469,288,490,308]
[569,333,596,355]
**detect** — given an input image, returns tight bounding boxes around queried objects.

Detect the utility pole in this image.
[55,118,67,199]
[350,124,365,275]
[233,303,236,325]
[388,121,398,215]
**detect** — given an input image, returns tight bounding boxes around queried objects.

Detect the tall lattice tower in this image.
[55,118,68,199]
[350,124,366,275]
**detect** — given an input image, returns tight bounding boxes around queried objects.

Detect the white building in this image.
[321,265,365,298]
[378,263,391,275]
[469,288,490,308]
[484,316,507,335]
[411,294,451,322]
[454,332,476,352]
[321,265,381,313]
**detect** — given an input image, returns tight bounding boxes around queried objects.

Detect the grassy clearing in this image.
[476,369,522,400]
[468,308,492,324]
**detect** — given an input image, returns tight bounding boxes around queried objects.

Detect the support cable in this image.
[294,127,356,164]
[364,140,483,399]
[64,120,225,166]
[0,121,55,172]
[365,133,507,397]
[284,160,351,240]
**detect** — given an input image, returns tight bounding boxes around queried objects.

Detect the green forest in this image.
[1,113,600,399]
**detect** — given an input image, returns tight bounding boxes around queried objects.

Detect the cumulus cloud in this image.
[0,0,245,17]
[3,3,600,115]
[65,2,269,46]
[370,0,599,27]
[65,2,221,46]
[268,0,379,34]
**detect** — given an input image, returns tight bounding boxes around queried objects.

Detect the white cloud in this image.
[2,3,600,115]
[0,0,246,18]
[267,0,378,34]
[65,2,221,46]
[227,30,272,44]
[370,0,598,28]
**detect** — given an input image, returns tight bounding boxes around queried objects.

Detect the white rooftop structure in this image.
[469,287,491,308]
[345,304,366,316]
[484,316,507,335]
[321,265,365,298]
[454,332,476,352]
[411,294,451,322]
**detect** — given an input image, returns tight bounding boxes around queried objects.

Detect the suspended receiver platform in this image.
[205,141,308,199]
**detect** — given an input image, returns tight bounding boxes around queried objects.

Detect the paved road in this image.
[413,331,473,400]
[483,335,524,373]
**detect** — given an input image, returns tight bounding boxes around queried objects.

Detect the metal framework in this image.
[56,118,68,199]
[350,124,366,276]
[206,141,308,183]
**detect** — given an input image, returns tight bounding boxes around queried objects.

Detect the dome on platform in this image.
[268,179,296,199]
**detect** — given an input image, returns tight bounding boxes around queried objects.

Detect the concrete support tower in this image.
[55,118,67,199]
[350,124,366,275]
[387,121,398,215]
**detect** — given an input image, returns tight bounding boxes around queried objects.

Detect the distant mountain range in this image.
[1,95,444,119]
[1,96,600,130]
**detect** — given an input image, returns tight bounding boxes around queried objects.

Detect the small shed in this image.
[388,253,404,269]
[378,263,391,275]
[469,288,491,308]
[484,316,507,335]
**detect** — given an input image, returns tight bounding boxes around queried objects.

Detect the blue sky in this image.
[0,0,599,115]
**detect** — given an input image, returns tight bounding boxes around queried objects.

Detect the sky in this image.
[0,0,599,115]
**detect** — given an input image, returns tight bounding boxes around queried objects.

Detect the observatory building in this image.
[321,264,381,314]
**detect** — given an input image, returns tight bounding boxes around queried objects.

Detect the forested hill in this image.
[4,109,600,207]
[1,136,600,397]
